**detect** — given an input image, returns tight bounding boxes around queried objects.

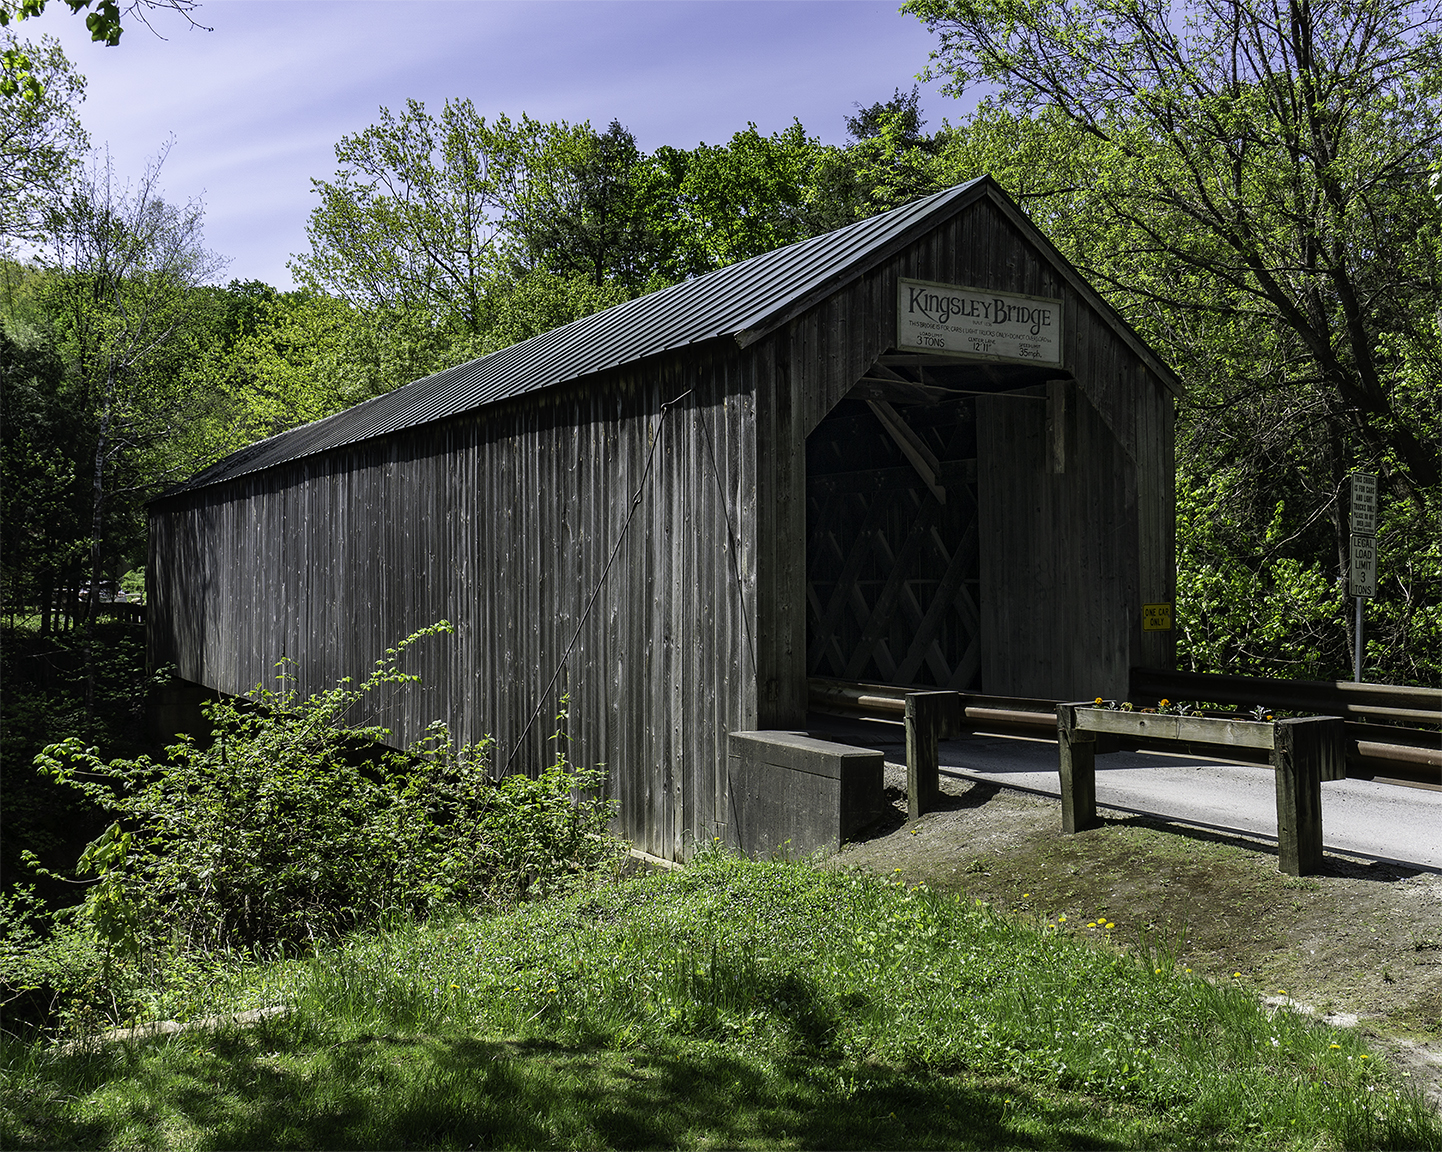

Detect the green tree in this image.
[0,312,88,631]
[907,0,1441,495]
[292,101,688,399]
[908,0,1442,682]
[826,85,951,220]
[1,0,203,100]
[0,32,85,239]
[293,97,513,339]
[34,147,224,719]
[223,287,437,447]
[846,85,927,142]
[654,121,835,270]
[501,118,674,290]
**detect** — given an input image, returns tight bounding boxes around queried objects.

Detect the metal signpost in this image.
[1349,473,1377,683]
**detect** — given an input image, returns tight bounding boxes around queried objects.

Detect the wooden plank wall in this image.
[150,346,758,862]
[758,196,1173,709]
[975,385,1136,700]
[785,200,1068,441]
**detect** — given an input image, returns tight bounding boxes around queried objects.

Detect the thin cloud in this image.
[27,0,959,287]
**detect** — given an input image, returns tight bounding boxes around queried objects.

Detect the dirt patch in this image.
[828,758,1442,1105]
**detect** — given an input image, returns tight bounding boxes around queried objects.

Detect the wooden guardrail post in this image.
[905,692,956,820]
[1272,717,1342,876]
[1055,703,1101,833]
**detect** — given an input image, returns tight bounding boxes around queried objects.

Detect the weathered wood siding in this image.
[151,348,758,861]
[975,385,1136,699]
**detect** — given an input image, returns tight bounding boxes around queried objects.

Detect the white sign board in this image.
[1350,472,1377,537]
[1350,533,1377,598]
[897,279,1064,366]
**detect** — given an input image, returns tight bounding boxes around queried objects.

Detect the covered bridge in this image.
[149,176,1181,862]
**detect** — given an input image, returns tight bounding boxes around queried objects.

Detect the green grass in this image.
[4,851,1439,1150]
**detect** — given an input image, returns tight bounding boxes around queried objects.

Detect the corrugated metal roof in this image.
[163,180,989,498]
[160,176,1178,498]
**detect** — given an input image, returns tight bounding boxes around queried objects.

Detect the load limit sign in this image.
[1349,473,1376,599]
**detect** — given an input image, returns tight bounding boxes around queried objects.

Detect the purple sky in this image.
[23,0,971,288]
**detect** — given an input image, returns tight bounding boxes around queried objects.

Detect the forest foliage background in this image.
[2,0,1439,767]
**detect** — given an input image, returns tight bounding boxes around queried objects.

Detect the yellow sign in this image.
[1142,603,1173,632]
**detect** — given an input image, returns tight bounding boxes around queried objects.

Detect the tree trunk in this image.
[1325,423,1352,665]
[83,358,116,737]
[39,566,53,635]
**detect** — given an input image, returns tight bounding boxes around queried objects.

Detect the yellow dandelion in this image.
[1058,914,1067,922]
[1330,1044,1341,1050]
[1088,922,1098,928]
[1233,972,1242,978]
[1105,921,1115,929]
[1022,893,1030,899]
[1360,1054,1370,1060]
[1155,968,1162,974]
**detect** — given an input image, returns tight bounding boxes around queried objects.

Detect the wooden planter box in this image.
[1056,703,1346,875]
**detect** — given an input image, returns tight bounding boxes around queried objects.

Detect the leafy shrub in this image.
[0,884,106,1036]
[27,623,620,975]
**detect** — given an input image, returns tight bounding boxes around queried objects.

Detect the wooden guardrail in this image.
[809,672,1441,787]
[809,679,1056,733]
[810,678,1059,820]
[1131,667,1440,781]
[98,602,146,624]
[1058,702,1344,875]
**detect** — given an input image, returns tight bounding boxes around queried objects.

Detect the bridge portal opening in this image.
[804,352,1064,691]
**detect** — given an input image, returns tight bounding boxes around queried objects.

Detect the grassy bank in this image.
[4,851,1438,1150]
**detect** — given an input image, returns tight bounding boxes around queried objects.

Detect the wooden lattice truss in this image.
[806,357,983,689]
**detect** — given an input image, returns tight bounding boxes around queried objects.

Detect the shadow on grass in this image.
[1090,813,1437,883]
[8,1014,1145,1151]
[917,764,1438,882]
